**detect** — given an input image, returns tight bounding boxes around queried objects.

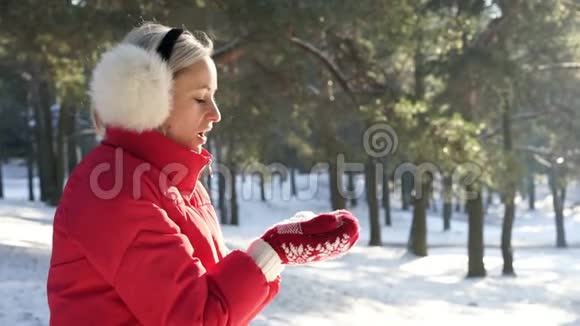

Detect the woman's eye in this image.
[195,98,206,104]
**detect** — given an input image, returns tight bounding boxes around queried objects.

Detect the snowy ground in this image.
[1,161,579,325]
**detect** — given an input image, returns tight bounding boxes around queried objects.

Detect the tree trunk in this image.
[549,165,567,248]
[27,129,35,201]
[554,194,567,248]
[408,176,430,256]
[56,103,76,201]
[29,71,58,205]
[215,140,228,224]
[205,172,212,201]
[559,185,567,246]
[501,99,516,276]
[67,134,80,175]
[259,172,266,202]
[442,175,453,231]
[382,161,392,226]
[466,185,486,278]
[279,171,285,194]
[366,158,381,246]
[0,156,4,199]
[230,166,239,226]
[205,140,213,199]
[28,74,47,201]
[40,79,58,204]
[501,195,516,275]
[290,168,297,198]
[561,185,567,205]
[528,171,535,211]
[329,160,346,210]
[347,170,357,207]
[66,106,79,175]
[401,173,413,210]
[218,172,228,224]
[486,186,493,208]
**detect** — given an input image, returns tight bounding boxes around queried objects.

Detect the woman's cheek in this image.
[190,106,205,123]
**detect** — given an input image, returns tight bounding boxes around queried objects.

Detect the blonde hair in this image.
[122,22,214,75]
[91,22,214,134]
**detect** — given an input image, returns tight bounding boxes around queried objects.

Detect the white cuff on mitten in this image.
[247,239,284,282]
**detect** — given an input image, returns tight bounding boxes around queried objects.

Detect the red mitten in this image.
[260,210,360,265]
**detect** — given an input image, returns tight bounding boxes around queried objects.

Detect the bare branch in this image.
[535,62,580,71]
[479,110,553,139]
[533,153,552,168]
[212,35,247,62]
[560,0,580,11]
[485,141,580,162]
[287,35,356,104]
[250,58,293,91]
[514,144,552,156]
[510,110,553,121]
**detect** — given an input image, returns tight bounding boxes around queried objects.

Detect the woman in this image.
[47,23,359,326]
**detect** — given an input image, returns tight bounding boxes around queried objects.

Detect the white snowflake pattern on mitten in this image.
[281,233,352,264]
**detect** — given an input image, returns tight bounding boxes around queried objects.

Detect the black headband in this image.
[156,28,184,61]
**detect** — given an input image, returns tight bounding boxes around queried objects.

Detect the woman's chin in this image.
[190,143,202,154]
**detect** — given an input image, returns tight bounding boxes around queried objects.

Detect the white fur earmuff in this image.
[89,44,173,132]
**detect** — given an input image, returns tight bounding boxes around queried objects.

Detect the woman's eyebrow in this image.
[194,85,217,91]
[186,87,208,95]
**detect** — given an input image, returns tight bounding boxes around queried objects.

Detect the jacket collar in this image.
[102,127,212,192]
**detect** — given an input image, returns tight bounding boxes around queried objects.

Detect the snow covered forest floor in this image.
[1,162,579,325]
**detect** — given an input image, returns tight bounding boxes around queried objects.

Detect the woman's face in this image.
[162,56,220,153]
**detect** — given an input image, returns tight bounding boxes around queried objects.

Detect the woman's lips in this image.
[196,127,211,144]
[197,132,207,144]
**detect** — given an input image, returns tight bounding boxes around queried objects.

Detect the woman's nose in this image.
[209,102,221,123]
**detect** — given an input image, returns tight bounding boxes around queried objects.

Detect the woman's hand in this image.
[262,209,360,264]
[247,210,360,281]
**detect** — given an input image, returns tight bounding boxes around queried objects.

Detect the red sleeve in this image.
[242,276,281,324]
[66,198,272,326]
[265,276,281,306]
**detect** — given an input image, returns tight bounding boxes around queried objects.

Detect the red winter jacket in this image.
[47,128,280,325]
